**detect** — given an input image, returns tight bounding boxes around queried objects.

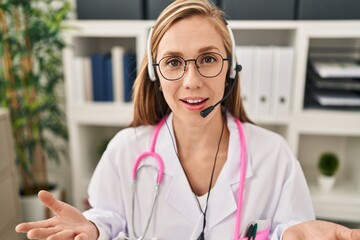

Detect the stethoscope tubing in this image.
[233,118,247,240]
[132,117,166,184]
[131,117,166,239]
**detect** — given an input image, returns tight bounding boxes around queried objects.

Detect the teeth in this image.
[185,99,203,103]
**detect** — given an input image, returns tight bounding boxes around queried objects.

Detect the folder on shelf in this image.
[74,57,94,102]
[307,67,360,91]
[311,60,360,78]
[83,57,93,102]
[111,46,125,102]
[123,52,137,102]
[271,47,294,117]
[104,56,114,102]
[91,53,113,102]
[310,87,360,107]
[74,57,85,103]
[91,53,107,102]
[253,46,273,117]
[236,46,254,116]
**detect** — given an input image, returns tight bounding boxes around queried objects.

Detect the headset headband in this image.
[147,21,238,82]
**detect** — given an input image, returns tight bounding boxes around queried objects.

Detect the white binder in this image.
[83,57,93,102]
[74,57,85,103]
[235,46,254,116]
[111,46,125,102]
[271,47,294,117]
[253,46,273,117]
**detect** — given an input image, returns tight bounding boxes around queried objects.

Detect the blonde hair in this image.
[131,0,252,127]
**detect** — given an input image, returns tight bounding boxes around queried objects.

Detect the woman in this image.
[16,0,360,239]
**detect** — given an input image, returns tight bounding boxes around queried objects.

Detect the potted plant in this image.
[0,0,70,221]
[317,152,339,192]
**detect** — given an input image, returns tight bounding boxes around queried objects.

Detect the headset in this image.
[146,21,242,118]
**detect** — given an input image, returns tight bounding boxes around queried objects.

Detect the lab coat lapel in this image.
[166,172,202,222]
[155,114,201,223]
[207,114,253,229]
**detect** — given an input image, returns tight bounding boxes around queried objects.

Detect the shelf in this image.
[229,21,297,29]
[251,116,290,125]
[292,110,360,135]
[65,20,154,37]
[72,102,134,126]
[309,182,360,222]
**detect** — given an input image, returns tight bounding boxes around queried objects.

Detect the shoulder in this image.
[243,123,297,167]
[107,125,154,152]
[100,125,157,164]
[243,123,285,148]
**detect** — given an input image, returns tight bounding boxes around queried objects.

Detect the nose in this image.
[182,60,203,89]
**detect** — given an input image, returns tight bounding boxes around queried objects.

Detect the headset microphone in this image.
[200,64,242,118]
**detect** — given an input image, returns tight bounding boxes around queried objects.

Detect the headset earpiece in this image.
[147,27,157,82]
[226,24,238,81]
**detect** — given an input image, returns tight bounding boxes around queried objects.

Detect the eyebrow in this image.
[160,46,222,58]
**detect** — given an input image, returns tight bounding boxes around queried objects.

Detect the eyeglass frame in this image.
[152,52,230,81]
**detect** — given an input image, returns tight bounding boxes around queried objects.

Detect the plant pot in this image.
[318,175,336,192]
[20,184,61,222]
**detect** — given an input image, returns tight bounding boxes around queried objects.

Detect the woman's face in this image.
[156,15,228,125]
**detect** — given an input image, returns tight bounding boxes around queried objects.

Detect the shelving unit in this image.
[63,21,152,209]
[63,20,360,223]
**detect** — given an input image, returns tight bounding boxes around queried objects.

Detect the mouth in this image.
[180,98,208,106]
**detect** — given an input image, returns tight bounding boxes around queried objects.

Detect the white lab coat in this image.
[83,112,315,240]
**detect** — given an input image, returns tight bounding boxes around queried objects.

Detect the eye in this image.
[199,54,218,65]
[166,58,183,68]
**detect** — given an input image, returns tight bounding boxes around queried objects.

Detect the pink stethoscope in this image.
[126,116,247,240]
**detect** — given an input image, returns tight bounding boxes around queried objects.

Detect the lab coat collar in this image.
[153,113,254,180]
[156,113,200,222]
[149,112,254,228]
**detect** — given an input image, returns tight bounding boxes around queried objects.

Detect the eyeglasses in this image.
[153,52,229,81]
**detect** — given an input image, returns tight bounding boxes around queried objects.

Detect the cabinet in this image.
[0,109,21,240]
[63,20,360,223]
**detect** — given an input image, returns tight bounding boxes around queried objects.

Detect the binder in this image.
[253,47,273,117]
[311,88,360,107]
[91,53,107,102]
[235,46,254,116]
[104,55,114,102]
[271,47,294,117]
[91,53,113,102]
[74,57,85,103]
[123,53,137,102]
[311,60,360,78]
[111,46,125,102]
[83,57,93,102]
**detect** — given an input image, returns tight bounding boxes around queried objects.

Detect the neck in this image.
[172,111,228,161]
[171,111,229,196]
